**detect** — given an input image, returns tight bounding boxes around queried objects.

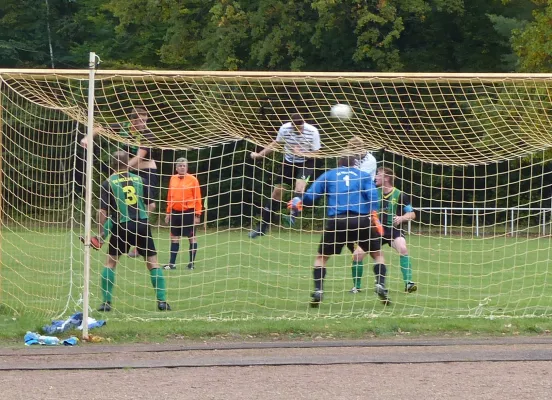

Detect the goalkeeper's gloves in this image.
[79,235,105,251]
[371,211,384,236]
[287,197,303,212]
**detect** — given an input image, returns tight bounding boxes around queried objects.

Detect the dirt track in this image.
[1,337,551,400]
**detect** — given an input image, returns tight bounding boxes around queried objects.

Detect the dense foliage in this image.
[0,0,545,72]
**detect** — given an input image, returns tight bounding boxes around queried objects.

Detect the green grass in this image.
[0,227,551,342]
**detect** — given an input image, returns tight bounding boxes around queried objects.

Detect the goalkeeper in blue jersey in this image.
[288,156,390,307]
[375,167,418,293]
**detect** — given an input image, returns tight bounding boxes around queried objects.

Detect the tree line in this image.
[1,0,550,73]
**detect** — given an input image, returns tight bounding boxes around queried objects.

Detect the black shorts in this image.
[382,226,405,247]
[136,168,159,202]
[318,214,381,256]
[277,159,316,187]
[108,219,157,257]
[169,210,196,238]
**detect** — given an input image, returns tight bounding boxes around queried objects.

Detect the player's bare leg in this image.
[283,178,308,227]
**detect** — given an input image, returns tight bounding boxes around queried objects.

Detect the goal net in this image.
[0,70,551,321]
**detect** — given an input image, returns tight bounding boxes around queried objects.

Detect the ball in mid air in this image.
[330,104,353,120]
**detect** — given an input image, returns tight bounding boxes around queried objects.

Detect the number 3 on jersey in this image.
[123,185,138,205]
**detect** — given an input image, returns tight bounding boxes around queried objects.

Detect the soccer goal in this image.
[1,61,551,328]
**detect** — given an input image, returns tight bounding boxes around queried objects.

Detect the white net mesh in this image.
[0,71,551,320]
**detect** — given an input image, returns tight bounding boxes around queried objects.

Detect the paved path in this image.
[1,337,551,399]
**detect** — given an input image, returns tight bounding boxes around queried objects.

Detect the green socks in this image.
[102,219,113,239]
[101,267,115,303]
[150,268,167,301]
[352,261,363,289]
[101,267,167,304]
[400,255,413,283]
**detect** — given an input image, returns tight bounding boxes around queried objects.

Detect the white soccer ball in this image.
[330,104,353,120]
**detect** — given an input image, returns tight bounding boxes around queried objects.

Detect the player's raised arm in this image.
[300,171,327,206]
[250,140,278,160]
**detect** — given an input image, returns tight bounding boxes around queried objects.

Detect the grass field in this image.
[1,227,551,341]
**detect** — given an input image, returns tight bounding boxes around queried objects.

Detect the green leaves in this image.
[0,0,543,73]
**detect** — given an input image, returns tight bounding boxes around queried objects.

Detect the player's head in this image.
[130,107,149,130]
[175,157,188,176]
[376,167,394,187]
[291,113,304,133]
[346,136,365,161]
[347,136,363,150]
[111,151,130,171]
[338,155,356,167]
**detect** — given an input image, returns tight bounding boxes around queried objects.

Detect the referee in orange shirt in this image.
[163,158,203,270]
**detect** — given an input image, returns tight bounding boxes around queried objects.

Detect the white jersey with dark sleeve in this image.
[275,122,321,164]
[354,152,377,181]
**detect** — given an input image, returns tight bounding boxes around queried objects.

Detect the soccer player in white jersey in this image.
[349,136,377,181]
[249,113,321,238]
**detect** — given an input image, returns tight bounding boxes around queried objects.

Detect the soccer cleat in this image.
[375,283,391,305]
[127,247,139,258]
[248,229,266,239]
[281,214,296,227]
[163,263,176,270]
[97,302,112,312]
[80,235,104,251]
[187,262,195,270]
[405,281,418,293]
[349,287,361,294]
[157,301,171,311]
[310,290,323,307]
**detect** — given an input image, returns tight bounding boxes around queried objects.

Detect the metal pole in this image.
[475,208,479,237]
[444,208,447,236]
[511,209,515,237]
[82,52,97,341]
